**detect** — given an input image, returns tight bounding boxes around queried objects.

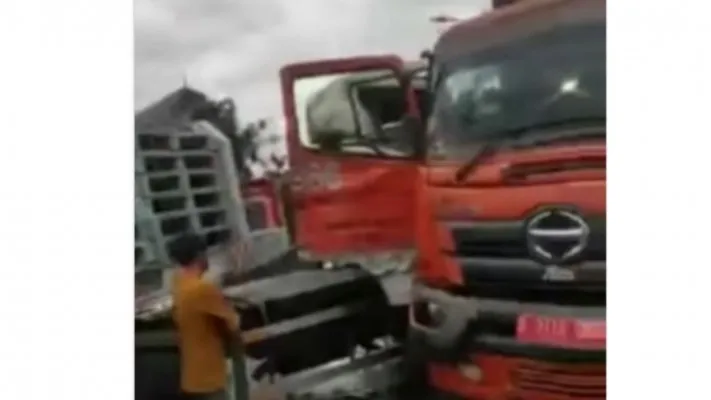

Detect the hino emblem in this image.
[526,209,590,266]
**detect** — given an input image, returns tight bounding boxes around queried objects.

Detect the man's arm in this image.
[196,282,240,332]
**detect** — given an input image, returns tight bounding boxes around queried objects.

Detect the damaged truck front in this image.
[411,1,606,399]
[280,59,427,316]
[280,0,606,398]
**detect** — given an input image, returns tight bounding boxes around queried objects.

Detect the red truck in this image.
[279,61,427,319]
[280,0,605,398]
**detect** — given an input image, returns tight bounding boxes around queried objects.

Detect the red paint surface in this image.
[280,55,420,258]
[428,355,606,400]
[415,142,606,287]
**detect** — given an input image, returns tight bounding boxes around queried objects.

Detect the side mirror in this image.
[400,115,426,159]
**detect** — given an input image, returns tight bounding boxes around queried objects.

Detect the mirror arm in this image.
[395,67,427,160]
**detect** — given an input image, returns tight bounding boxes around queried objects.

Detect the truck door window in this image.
[292,69,414,158]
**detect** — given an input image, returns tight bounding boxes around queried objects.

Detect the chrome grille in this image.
[449,216,606,261]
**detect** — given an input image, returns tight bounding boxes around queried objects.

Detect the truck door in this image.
[280,56,421,260]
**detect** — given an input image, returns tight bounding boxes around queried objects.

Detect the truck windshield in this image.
[430,23,605,159]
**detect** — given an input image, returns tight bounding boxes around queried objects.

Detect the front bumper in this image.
[427,357,606,400]
[409,327,605,365]
[408,284,605,363]
[409,285,606,400]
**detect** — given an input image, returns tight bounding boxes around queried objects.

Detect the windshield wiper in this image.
[453,127,528,183]
[453,117,605,183]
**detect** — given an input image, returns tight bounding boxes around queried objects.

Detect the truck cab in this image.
[412,1,606,399]
[281,0,606,398]
[279,58,426,309]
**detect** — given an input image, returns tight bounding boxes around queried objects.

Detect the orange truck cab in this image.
[279,59,427,315]
[412,1,606,399]
[280,0,605,398]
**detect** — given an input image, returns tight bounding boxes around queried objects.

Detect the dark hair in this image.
[167,233,207,266]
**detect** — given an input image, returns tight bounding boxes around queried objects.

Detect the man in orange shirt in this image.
[169,234,241,400]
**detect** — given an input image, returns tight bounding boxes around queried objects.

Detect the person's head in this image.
[168,233,209,274]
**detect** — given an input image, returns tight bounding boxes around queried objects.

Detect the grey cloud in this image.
[135,0,491,120]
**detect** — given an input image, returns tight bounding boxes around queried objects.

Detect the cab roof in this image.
[433,0,605,61]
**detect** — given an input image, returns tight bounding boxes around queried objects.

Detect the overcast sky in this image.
[135,0,490,122]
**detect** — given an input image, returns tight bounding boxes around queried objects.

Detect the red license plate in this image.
[516,314,606,349]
